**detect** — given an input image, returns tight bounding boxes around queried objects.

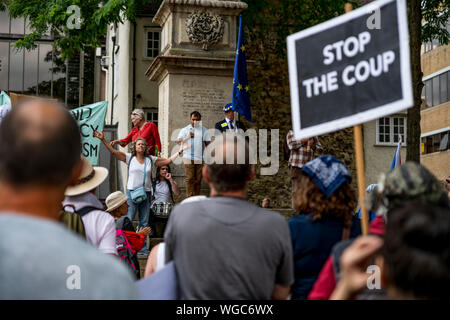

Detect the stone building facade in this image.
[102,0,361,209]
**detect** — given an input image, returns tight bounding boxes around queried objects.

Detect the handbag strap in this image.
[142,156,147,187]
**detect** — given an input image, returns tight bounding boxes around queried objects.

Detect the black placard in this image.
[287,0,413,140]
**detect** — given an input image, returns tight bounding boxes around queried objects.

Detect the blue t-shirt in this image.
[288,213,362,300]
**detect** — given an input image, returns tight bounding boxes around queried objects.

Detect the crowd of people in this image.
[0,98,449,300]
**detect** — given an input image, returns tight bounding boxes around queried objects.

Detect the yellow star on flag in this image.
[245,85,249,92]
[237,83,243,90]
[240,45,245,52]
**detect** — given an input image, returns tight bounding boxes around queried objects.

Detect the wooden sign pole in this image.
[345,3,370,235]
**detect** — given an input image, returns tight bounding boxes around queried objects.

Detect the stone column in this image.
[146,0,247,197]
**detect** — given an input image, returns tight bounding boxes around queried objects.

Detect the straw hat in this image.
[65,156,109,196]
[105,191,129,212]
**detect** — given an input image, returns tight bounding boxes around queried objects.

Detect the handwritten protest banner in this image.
[287,0,413,140]
[70,101,108,165]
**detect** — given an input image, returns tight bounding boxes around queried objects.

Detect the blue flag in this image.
[232,15,251,123]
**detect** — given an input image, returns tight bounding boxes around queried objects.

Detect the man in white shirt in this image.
[63,156,117,255]
[177,111,211,197]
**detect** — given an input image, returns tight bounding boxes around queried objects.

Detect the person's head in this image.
[0,99,82,190]
[190,111,201,127]
[223,103,234,121]
[131,109,145,127]
[105,191,129,219]
[130,138,148,156]
[367,162,449,219]
[262,198,270,208]
[156,165,171,182]
[381,202,450,299]
[293,155,356,228]
[203,134,254,196]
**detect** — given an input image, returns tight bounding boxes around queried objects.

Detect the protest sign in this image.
[287,0,413,140]
[70,101,108,165]
[0,91,11,106]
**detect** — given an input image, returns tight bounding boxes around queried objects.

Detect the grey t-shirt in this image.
[164,197,294,300]
[0,213,139,299]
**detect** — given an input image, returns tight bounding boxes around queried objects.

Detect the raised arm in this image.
[154,144,189,167]
[93,130,126,163]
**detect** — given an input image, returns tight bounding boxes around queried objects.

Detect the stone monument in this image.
[146,0,247,196]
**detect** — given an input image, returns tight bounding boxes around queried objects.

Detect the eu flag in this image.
[232,15,251,123]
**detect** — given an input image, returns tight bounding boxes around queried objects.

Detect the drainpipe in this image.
[110,27,116,124]
[132,21,137,111]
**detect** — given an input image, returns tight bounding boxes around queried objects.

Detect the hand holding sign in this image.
[110,139,121,147]
[93,129,104,140]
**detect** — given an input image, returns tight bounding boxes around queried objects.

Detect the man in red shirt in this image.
[110,109,162,156]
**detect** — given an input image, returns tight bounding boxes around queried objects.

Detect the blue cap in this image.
[223,103,233,112]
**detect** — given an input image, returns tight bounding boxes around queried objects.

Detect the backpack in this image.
[59,205,99,239]
[116,229,140,279]
[59,210,86,239]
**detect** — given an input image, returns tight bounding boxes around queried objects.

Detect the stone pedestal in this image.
[146,0,247,195]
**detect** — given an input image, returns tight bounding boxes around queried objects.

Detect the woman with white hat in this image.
[63,156,116,255]
[94,130,186,256]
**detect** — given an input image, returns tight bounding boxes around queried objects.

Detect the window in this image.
[421,130,450,154]
[0,11,93,107]
[0,42,8,90]
[0,7,9,34]
[145,28,160,59]
[146,109,158,127]
[10,16,24,35]
[423,70,449,108]
[440,72,448,103]
[376,116,407,145]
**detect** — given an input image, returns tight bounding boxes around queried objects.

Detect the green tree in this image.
[0,0,160,60]
[242,0,358,56]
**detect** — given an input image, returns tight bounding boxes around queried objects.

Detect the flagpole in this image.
[345,3,370,236]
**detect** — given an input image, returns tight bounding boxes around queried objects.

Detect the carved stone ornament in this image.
[186,11,224,51]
